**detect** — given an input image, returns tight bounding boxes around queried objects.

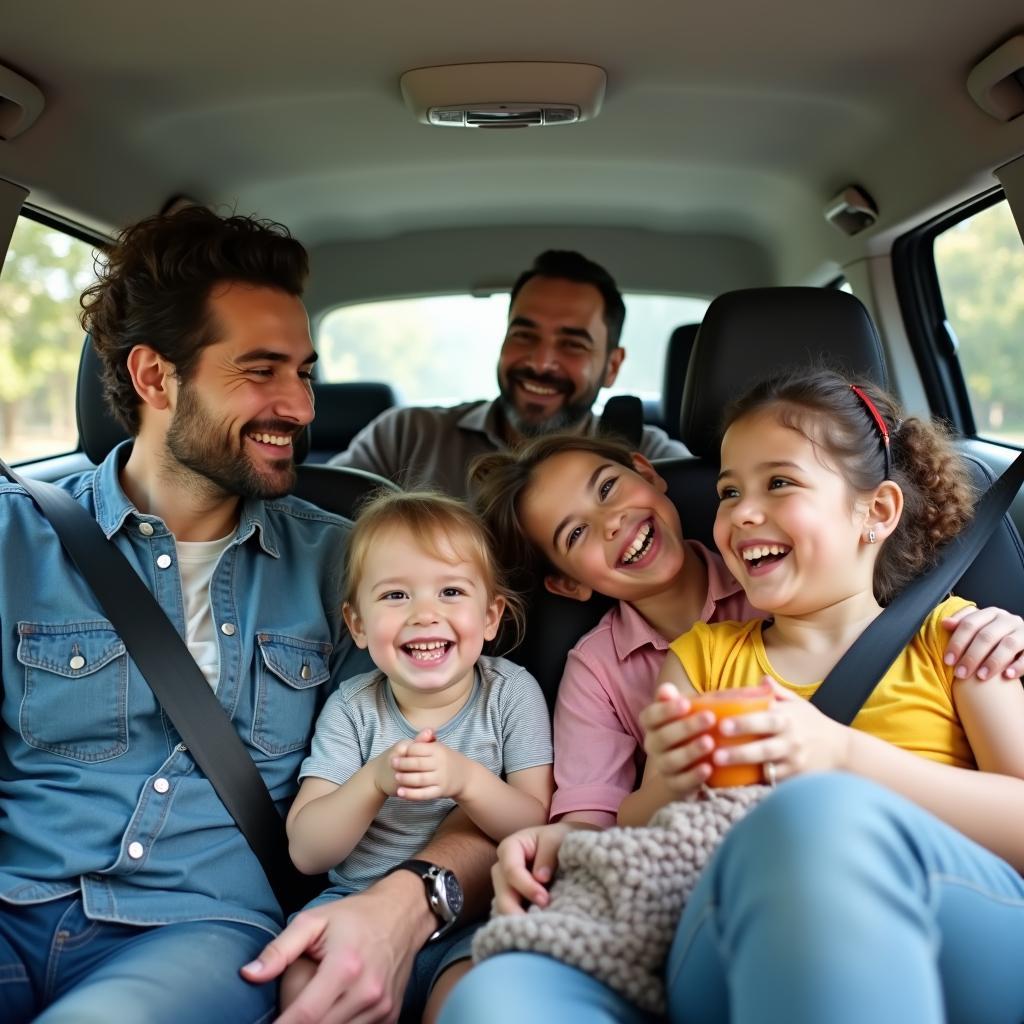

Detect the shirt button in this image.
[156,554,173,569]
[153,778,170,794]
[127,841,144,860]
[300,663,311,680]
[69,655,86,670]
[139,522,155,536]
[220,623,236,637]
[177,742,188,753]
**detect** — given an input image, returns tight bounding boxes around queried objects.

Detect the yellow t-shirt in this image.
[669,595,975,769]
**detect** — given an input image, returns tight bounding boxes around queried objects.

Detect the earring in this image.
[867,529,877,544]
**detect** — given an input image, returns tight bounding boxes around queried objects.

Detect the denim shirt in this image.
[0,442,369,936]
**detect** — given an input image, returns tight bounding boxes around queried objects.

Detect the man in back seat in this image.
[329,250,687,497]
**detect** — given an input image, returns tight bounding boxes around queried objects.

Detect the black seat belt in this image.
[812,448,1024,725]
[0,458,314,913]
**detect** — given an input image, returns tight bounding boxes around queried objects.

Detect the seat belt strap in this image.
[812,448,1024,725]
[0,459,311,912]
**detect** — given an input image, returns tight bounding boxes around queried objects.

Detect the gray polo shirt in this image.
[328,398,688,498]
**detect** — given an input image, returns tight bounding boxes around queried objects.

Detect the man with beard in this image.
[329,250,686,497]
[0,208,494,1024]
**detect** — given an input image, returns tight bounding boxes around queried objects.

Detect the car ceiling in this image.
[4,0,1024,300]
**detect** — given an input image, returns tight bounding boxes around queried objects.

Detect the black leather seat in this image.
[506,286,1024,707]
[75,337,397,518]
[662,287,891,550]
[306,381,397,463]
[661,322,699,441]
[598,395,645,447]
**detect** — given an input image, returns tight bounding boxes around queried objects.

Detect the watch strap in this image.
[385,859,455,942]
[387,858,436,879]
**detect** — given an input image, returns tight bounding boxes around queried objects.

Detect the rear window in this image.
[0,214,100,463]
[933,199,1024,445]
[316,292,710,408]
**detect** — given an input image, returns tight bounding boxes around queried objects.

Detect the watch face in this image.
[444,871,464,918]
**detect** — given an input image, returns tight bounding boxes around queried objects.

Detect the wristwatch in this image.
[386,859,464,942]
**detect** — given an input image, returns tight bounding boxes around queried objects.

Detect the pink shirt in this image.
[549,541,759,825]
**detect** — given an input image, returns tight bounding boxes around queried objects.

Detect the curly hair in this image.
[80,206,308,434]
[470,432,638,592]
[724,369,976,604]
[344,488,526,653]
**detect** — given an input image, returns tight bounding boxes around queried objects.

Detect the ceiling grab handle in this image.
[967,35,1024,123]
[0,64,45,142]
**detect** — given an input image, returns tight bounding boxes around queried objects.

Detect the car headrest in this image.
[76,337,131,465]
[598,394,644,447]
[75,336,310,465]
[308,382,397,460]
[680,288,889,459]
[661,323,699,441]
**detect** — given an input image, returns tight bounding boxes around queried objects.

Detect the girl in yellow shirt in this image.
[631,368,1024,1023]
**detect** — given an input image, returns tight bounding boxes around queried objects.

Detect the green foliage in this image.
[0,218,98,455]
[934,202,1024,441]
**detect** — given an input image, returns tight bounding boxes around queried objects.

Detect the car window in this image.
[0,215,100,463]
[933,199,1024,445]
[316,292,710,407]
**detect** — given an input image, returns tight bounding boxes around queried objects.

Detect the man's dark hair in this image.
[80,206,309,434]
[509,250,626,349]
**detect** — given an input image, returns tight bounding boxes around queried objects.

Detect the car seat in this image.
[661,322,699,442]
[306,381,398,463]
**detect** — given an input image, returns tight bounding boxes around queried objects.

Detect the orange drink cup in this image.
[688,685,773,787]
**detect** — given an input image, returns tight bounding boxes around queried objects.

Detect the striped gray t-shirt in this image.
[299,655,552,891]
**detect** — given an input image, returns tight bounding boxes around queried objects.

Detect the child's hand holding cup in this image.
[687,682,775,787]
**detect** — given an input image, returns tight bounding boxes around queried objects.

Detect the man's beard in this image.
[497,367,604,439]
[165,383,297,500]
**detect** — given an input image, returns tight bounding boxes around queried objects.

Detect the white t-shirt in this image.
[175,530,237,691]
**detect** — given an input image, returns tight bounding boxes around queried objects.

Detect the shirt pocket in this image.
[17,621,129,763]
[252,632,331,755]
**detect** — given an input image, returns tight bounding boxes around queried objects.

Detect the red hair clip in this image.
[850,384,891,479]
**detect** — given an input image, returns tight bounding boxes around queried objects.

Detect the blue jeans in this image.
[0,896,276,1023]
[440,774,1024,1024]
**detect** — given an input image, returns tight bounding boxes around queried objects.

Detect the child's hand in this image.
[712,679,851,783]
[370,738,415,797]
[638,683,717,797]
[391,729,470,800]
[941,605,1024,681]
[491,822,579,915]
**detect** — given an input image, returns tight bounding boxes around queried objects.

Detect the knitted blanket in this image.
[472,786,769,1014]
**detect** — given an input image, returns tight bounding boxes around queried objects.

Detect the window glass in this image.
[0,216,100,462]
[933,200,1024,445]
[316,292,710,407]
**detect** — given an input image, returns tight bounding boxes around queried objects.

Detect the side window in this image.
[933,200,1024,445]
[0,215,100,463]
[317,292,710,408]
